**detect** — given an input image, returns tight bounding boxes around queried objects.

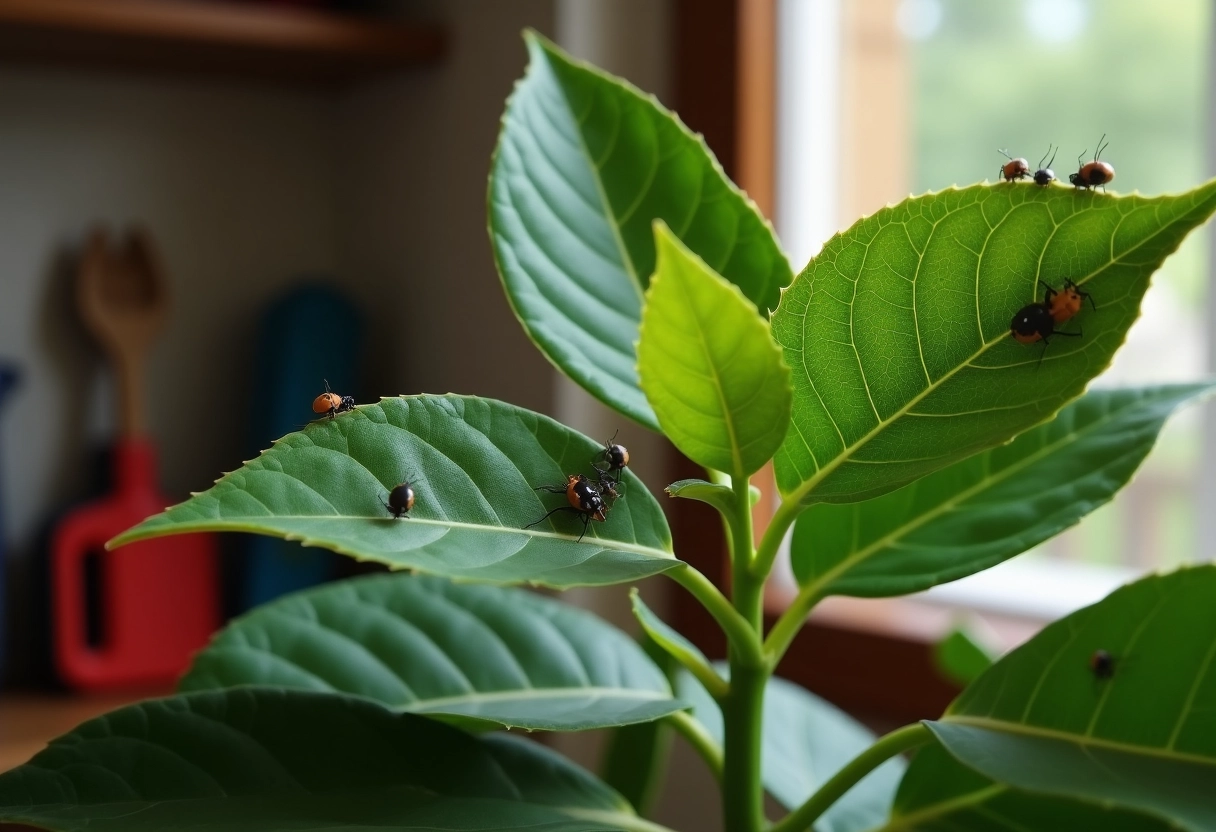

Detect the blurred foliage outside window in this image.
[902,0,1210,571]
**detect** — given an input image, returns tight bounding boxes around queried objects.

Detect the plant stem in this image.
[750,494,803,580]
[665,710,724,781]
[722,470,768,832]
[667,564,763,666]
[763,580,826,668]
[770,723,933,832]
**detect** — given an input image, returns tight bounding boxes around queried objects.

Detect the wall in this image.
[0,70,341,676]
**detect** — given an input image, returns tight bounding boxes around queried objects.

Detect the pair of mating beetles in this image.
[526,434,630,542]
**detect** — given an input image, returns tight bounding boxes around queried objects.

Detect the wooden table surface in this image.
[0,691,164,772]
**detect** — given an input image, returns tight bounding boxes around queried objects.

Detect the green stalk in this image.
[770,723,933,832]
[668,564,763,666]
[722,471,768,832]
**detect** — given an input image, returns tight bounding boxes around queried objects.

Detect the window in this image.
[775,0,1212,628]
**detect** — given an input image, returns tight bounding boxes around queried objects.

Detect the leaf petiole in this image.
[770,723,933,832]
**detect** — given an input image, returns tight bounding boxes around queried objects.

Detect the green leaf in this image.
[792,384,1212,596]
[180,573,683,732]
[665,478,762,511]
[886,743,1177,832]
[638,222,792,477]
[110,396,675,589]
[679,671,904,830]
[926,565,1216,832]
[599,637,677,816]
[932,628,995,687]
[0,688,655,831]
[490,31,791,430]
[772,181,1216,504]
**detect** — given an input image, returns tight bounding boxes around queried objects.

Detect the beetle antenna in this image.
[323,378,331,394]
[1077,149,1087,167]
[1038,144,1056,169]
[1095,133,1108,161]
[998,148,1012,161]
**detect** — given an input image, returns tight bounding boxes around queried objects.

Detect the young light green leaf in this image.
[665,478,763,512]
[0,688,653,831]
[679,670,904,829]
[933,628,996,687]
[773,181,1216,505]
[792,384,1212,596]
[885,743,1177,832]
[638,222,792,478]
[490,31,791,430]
[180,573,684,732]
[927,565,1216,832]
[110,396,675,589]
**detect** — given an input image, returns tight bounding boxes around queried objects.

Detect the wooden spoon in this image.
[76,227,168,437]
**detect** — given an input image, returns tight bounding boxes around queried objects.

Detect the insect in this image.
[1010,295,1082,368]
[1033,144,1057,186]
[1089,649,1115,680]
[526,474,607,542]
[998,149,1030,182]
[1040,279,1095,324]
[312,379,355,420]
[1069,135,1116,191]
[593,431,630,504]
[381,481,416,519]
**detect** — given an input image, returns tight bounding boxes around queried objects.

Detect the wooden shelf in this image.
[0,0,445,84]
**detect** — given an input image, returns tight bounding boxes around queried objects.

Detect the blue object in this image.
[0,363,20,679]
[238,283,362,612]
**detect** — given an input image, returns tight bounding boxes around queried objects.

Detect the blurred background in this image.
[0,0,1211,827]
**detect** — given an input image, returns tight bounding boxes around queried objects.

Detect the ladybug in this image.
[1033,144,1057,186]
[1040,279,1095,324]
[526,474,607,542]
[1010,297,1081,368]
[312,379,355,420]
[1070,135,1115,191]
[1089,649,1115,680]
[382,481,416,519]
[998,149,1030,182]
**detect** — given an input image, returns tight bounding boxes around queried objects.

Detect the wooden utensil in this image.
[52,227,218,690]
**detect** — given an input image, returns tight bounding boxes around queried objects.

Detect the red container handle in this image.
[51,508,113,688]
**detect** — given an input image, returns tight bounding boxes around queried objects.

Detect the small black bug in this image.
[382,481,416,519]
[1069,135,1115,191]
[1033,144,1057,186]
[592,431,630,503]
[526,474,607,542]
[998,148,1030,182]
[1089,649,1115,680]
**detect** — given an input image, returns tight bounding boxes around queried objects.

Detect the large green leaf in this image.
[884,743,1176,831]
[926,565,1216,831]
[772,181,1216,504]
[637,222,791,478]
[679,671,904,831]
[0,688,659,831]
[489,31,791,430]
[932,627,995,687]
[180,573,683,732]
[791,384,1211,596]
[110,396,675,589]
